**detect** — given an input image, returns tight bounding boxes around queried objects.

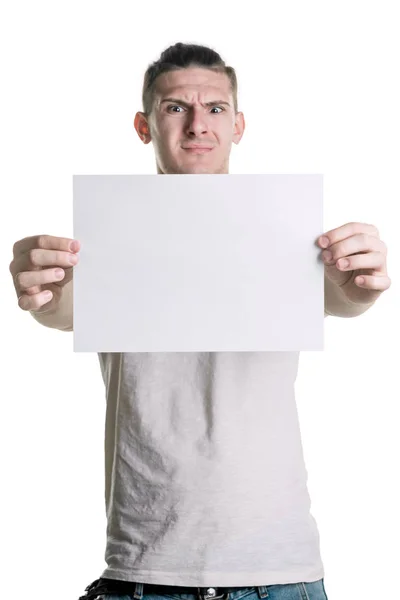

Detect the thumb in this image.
[323,261,352,287]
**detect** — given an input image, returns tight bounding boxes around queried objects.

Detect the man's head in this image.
[134,43,245,174]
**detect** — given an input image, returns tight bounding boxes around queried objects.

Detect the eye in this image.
[167,105,225,113]
[167,105,185,113]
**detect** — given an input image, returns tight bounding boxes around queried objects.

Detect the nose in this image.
[185,108,209,137]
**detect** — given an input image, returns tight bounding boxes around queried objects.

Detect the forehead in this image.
[154,67,231,101]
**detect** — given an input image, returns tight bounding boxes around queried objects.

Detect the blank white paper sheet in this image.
[73,174,324,352]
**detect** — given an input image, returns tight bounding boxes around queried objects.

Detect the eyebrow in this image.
[160,97,231,108]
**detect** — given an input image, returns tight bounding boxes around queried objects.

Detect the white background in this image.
[1,2,399,599]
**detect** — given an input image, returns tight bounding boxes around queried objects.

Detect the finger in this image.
[355,274,392,291]
[10,248,78,276]
[16,267,65,292]
[13,234,79,257]
[318,222,379,248]
[335,251,386,273]
[18,290,53,312]
[321,234,383,264]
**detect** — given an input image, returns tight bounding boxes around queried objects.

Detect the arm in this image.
[30,278,73,332]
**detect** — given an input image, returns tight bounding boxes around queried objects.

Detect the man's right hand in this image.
[9,235,80,313]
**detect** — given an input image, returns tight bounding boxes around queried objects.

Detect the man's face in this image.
[134,67,245,174]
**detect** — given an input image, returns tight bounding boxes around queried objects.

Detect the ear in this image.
[232,112,245,145]
[134,112,152,144]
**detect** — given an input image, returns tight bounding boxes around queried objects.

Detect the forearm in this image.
[30,279,73,332]
[324,273,375,318]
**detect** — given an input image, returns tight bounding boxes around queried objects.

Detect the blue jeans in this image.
[95,579,328,600]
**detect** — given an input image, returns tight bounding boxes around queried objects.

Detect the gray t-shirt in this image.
[98,351,324,586]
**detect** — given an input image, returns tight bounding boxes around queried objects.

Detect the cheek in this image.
[156,123,178,145]
[216,124,231,140]
[216,134,230,149]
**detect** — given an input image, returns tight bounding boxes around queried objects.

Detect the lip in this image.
[182,146,213,153]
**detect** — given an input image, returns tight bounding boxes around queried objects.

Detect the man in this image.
[10,43,390,600]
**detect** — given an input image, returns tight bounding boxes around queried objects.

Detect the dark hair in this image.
[142,42,238,116]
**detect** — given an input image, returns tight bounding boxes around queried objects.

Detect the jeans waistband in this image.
[79,578,270,600]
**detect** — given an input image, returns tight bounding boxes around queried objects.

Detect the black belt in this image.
[146,583,248,596]
[80,578,250,600]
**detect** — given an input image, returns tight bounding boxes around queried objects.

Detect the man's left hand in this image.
[317,222,391,305]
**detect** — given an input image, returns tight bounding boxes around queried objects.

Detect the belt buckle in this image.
[198,588,228,600]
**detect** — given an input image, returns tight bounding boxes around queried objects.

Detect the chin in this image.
[159,158,226,175]
[186,166,214,174]
[179,161,225,175]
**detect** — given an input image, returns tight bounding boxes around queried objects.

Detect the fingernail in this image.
[323,250,333,262]
[320,236,329,248]
[68,254,78,264]
[70,240,80,252]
